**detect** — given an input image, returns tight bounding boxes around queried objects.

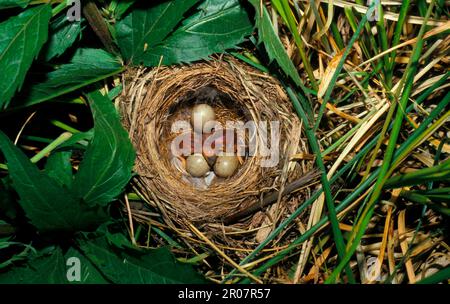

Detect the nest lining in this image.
[119,57,310,234]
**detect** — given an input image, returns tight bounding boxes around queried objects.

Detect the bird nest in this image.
[119,57,316,246]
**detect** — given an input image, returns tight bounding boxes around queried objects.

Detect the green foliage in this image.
[42,14,83,61]
[110,0,136,20]
[44,151,74,188]
[0,245,109,283]
[385,159,450,189]
[117,0,253,66]
[116,0,200,63]
[11,49,124,109]
[0,5,51,108]
[0,130,108,233]
[0,247,66,283]
[0,0,29,10]
[271,0,317,89]
[64,247,110,284]
[0,229,206,284]
[248,0,302,87]
[0,90,135,233]
[77,233,207,284]
[72,91,136,207]
[0,242,32,270]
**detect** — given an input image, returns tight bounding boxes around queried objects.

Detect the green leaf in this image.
[77,233,207,284]
[128,0,253,66]
[0,0,29,9]
[112,0,136,20]
[0,247,66,283]
[400,190,450,216]
[116,0,200,62]
[45,151,73,188]
[58,129,94,149]
[248,0,302,86]
[42,14,83,61]
[11,48,124,109]
[384,158,450,189]
[0,241,33,270]
[0,5,51,108]
[0,130,107,233]
[72,91,135,207]
[64,247,110,284]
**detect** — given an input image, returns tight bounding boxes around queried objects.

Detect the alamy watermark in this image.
[66,0,81,22]
[171,117,281,168]
[66,257,81,282]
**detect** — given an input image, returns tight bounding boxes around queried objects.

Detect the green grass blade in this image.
[287,87,355,282]
[325,3,435,282]
[313,1,377,132]
[417,267,450,284]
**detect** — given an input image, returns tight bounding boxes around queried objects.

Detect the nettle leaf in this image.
[42,14,84,61]
[248,0,302,86]
[139,0,253,66]
[116,0,200,62]
[0,247,66,283]
[0,0,29,10]
[77,233,207,284]
[72,91,135,207]
[0,5,51,108]
[11,48,124,109]
[0,244,110,283]
[0,131,107,233]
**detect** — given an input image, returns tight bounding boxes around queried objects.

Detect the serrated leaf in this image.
[0,5,51,108]
[0,247,66,283]
[42,14,83,61]
[0,241,33,270]
[138,0,253,66]
[77,233,207,284]
[0,131,108,233]
[248,0,302,86]
[72,91,135,207]
[45,151,73,188]
[0,0,29,9]
[11,48,124,109]
[116,0,200,62]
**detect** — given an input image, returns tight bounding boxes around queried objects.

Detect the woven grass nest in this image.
[119,57,317,244]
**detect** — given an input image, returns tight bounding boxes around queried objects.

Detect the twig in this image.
[82,1,119,55]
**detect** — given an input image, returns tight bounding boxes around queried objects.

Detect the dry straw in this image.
[119,57,315,244]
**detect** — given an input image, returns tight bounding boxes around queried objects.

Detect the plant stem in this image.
[50,120,81,134]
[51,0,66,17]
[0,132,72,170]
